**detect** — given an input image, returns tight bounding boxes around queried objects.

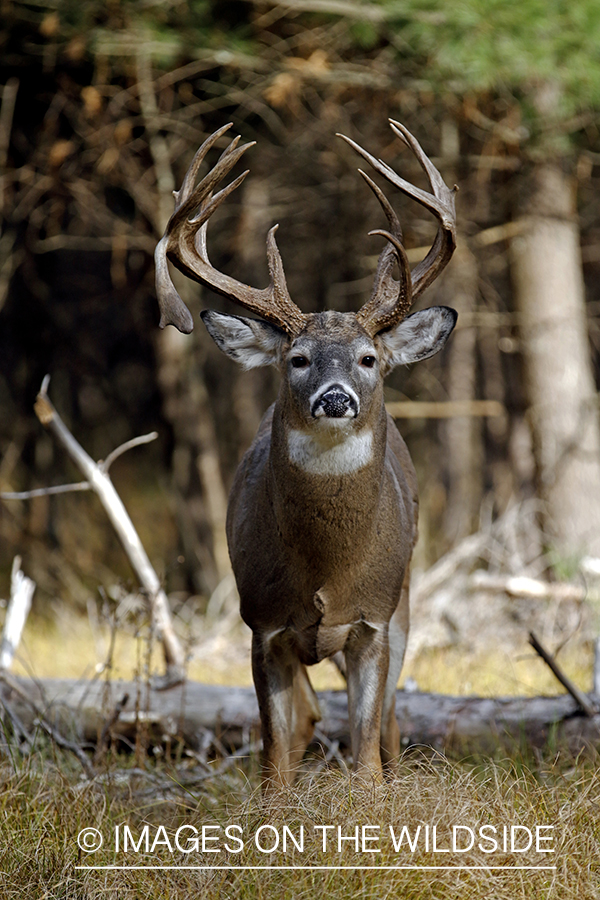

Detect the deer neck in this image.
[268,391,388,563]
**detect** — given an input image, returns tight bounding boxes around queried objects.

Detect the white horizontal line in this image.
[75,865,558,871]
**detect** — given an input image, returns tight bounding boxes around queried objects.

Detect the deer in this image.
[154,120,457,791]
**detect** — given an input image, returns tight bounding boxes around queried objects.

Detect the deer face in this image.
[201,305,457,437]
[285,312,379,432]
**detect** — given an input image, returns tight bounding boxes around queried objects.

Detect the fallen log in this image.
[2,676,600,759]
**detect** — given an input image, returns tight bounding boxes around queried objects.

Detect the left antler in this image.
[338,119,457,338]
[155,123,307,337]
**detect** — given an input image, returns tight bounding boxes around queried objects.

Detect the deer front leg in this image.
[344,622,389,779]
[251,630,321,792]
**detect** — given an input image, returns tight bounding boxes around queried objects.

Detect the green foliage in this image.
[349,20,380,51]
[349,1,600,122]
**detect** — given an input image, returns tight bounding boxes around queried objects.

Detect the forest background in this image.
[2,0,600,694]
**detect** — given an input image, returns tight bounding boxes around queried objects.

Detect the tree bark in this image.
[510,163,600,557]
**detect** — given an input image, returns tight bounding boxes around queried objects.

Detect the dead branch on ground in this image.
[0,670,94,776]
[470,572,590,602]
[3,676,600,761]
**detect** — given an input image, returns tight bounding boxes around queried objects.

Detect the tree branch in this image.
[0,670,94,776]
[0,556,35,671]
[1,482,90,500]
[19,376,185,688]
[101,432,158,473]
[528,631,597,718]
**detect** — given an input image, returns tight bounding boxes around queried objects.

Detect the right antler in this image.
[155,124,307,337]
[338,119,457,338]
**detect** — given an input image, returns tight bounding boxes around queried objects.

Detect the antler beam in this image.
[338,119,457,338]
[155,124,307,337]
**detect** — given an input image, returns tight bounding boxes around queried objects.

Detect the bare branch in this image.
[594,638,600,697]
[0,695,34,753]
[386,400,505,419]
[0,78,19,216]
[244,0,388,21]
[0,670,94,776]
[470,572,589,602]
[528,631,597,718]
[1,434,158,497]
[94,692,130,764]
[136,49,176,233]
[101,432,158,473]
[30,376,185,688]
[32,234,156,254]
[1,482,90,500]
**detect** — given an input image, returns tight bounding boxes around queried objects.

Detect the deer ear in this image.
[201,310,287,369]
[378,307,457,371]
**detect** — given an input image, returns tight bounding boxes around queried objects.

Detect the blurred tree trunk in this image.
[442,243,482,542]
[511,162,600,557]
[439,118,483,542]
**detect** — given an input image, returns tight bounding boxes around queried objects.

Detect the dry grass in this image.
[4,565,597,898]
[0,745,599,899]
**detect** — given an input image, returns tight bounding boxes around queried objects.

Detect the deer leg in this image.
[380,587,409,770]
[344,622,389,779]
[288,663,321,772]
[251,630,320,791]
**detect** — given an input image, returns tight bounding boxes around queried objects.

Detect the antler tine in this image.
[174,123,234,209]
[358,169,402,239]
[155,126,307,336]
[387,119,457,298]
[337,122,457,336]
[352,169,413,335]
[360,228,413,335]
[170,137,255,234]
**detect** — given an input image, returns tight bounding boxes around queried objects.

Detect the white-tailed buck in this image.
[155,120,457,789]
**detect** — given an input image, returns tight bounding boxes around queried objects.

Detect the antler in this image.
[337,119,457,338]
[155,123,307,337]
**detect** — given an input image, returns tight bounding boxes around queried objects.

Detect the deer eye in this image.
[291,355,310,369]
[360,355,376,368]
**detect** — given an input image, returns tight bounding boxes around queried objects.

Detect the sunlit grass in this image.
[403,644,593,699]
[10,611,592,699]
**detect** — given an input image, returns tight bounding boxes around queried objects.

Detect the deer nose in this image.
[313,384,358,418]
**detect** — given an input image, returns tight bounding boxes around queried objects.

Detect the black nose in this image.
[314,385,356,418]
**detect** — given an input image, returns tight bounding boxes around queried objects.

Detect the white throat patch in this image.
[287,428,373,475]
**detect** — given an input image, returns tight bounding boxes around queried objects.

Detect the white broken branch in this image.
[0,556,35,671]
[469,571,589,603]
[1,376,185,688]
[101,432,159,472]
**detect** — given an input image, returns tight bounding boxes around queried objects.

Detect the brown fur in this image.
[225,313,420,790]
